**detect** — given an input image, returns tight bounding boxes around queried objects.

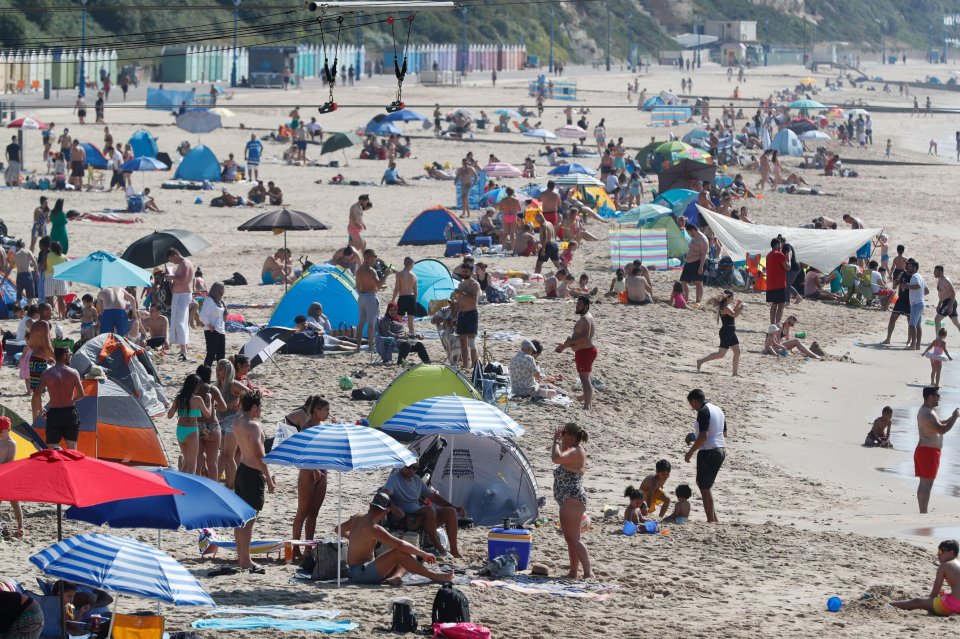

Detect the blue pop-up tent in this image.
[128,130,159,158]
[412,259,455,316]
[268,265,358,329]
[173,145,220,182]
[398,206,469,246]
[79,142,108,169]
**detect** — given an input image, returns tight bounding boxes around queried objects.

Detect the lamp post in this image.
[605,4,611,71]
[548,7,555,74]
[763,17,769,66]
[695,17,702,68]
[460,6,468,74]
[230,0,240,88]
[802,19,807,67]
[79,0,88,97]
[355,13,361,83]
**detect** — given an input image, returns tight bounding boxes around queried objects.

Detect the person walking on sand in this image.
[233,390,275,574]
[915,386,959,514]
[348,195,371,252]
[933,265,960,334]
[907,259,929,351]
[680,223,708,304]
[684,388,726,523]
[892,539,960,616]
[765,237,789,325]
[551,422,592,578]
[27,303,54,421]
[697,290,743,377]
[555,296,597,410]
[165,248,194,361]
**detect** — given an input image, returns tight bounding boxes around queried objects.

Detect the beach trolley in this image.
[487,526,532,569]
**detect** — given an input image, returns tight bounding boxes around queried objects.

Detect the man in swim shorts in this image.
[556,296,596,410]
[915,385,959,513]
[35,347,84,450]
[338,492,452,585]
[391,257,418,336]
[27,303,54,421]
[233,391,275,573]
[456,266,481,371]
[933,265,960,334]
[348,195,371,251]
[893,539,960,616]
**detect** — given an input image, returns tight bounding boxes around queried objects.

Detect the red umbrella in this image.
[7,117,48,130]
[0,449,182,539]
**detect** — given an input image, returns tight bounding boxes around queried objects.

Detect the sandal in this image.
[247,564,266,574]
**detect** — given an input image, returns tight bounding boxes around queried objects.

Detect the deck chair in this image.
[111,613,164,639]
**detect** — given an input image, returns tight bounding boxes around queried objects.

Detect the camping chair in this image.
[839,264,870,304]
[746,254,766,291]
[111,613,165,639]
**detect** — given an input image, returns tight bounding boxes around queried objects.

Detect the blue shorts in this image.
[349,561,383,584]
[909,303,924,327]
[261,271,276,285]
[100,308,128,336]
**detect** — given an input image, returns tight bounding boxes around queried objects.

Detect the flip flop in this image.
[208,566,238,577]
[247,564,266,575]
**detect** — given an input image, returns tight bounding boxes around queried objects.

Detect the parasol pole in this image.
[57,504,62,541]
[284,229,289,293]
[105,594,119,639]
[337,471,342,588]
[448,436,454,503]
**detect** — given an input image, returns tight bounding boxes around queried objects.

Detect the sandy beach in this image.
[2,58,960,637]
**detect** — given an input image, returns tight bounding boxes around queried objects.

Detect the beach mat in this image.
[192,618,357,632]
[471,576,617,600]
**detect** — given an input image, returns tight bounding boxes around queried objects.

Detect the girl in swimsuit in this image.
[285,395,331,552]
[551,422,592,578]
[194,365,227,482]
[167,373,212,475]
[217,357,252,489]
[922,328,952,386]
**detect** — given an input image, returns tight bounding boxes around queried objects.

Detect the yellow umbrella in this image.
[799,77,816,85]
[208,107,235,117]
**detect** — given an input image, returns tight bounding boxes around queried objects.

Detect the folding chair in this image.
[111,613,165,639]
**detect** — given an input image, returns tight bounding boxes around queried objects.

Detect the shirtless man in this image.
[142,304,169,353]
[513,223,537,257]
[534,213,561,274]
[497,187,522,251]
[247,181,266,205]
[338,492,452,585]
[348,195,371,251]
[331,245,360,274]
[267,181,283,206]
[540,181,561,227]
[391,257,418,335]
[915,385,959,513]
[165,248,194,361]
[31,196,50,252]
[934,265,960,333]
[455,159,479,218]
[456,266,480,371]
[232,390,275,573]
[35,347,84,449]
[555,296,597,410]
[27,303,55,420]
[261,249,292,286]
[625,266,654,304]
[680,224,708,304]
[356,249,389,353]
[97,286,137,336]
[893,539,960,616]
[13,241,38,304]
[891,244,908,280]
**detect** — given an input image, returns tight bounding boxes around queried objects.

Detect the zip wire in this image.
[318,15,344,113]
[386,14,414,112]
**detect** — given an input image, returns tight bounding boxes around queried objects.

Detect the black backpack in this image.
[432,582,470,624]
[390,599,418,633]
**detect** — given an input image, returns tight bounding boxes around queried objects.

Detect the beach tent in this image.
[71,333,168,418]
[398,206,469,246]
[173,144,220,182]
[79,142,108,169]
[634,139,666,172]
[408,435,539,526]
[0,403,45,460]
[640,214,689,259]
[658,158,717,194]
[652,188,699,219]
[412,259,455,316]
[769,129,804,157]
[33,378,167,466]
[367,364,481,429]
[642,95,664,111]
[268,264,358,330]
[582,186,618,219]
[609,228,669,270]
[0,276,15,319]
[128,130,159,158]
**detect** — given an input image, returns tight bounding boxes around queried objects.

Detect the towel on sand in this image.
[471,577,617,600]
[192,618,357,632]
[208,606,340,619]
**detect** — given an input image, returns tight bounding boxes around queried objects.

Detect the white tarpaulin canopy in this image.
[698,207,880,273]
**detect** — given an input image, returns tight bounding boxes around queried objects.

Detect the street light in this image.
[875,18,884,65]
[460,6,468,74]
[79,0,88,97]
[231,0,240,88]
[695,17,702,68]
[548,7,555,74]
[605,4,611,71]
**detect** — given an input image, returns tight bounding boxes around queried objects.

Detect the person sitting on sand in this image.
[544,269,563,299]
[384,463,467,558]
[892,539,960,616]
[767,316,822,359]
[607,268,626,298]
[381,161,408,186]
[304,302,358,350]
[336,491,453,585]
[865,406,894,448]
[267,181,283,205]
[639,459,672,518]
[803,267,844,302]
[262,249,293,286]
[247,181,266,205]
[513,223,537,257]
[626,266,655,305]
[142,188,162,212]
[557,271,573,299]
[479,208,502,244]
[509,340,558,399]
[662,484,692,523]
[622,485,648,525]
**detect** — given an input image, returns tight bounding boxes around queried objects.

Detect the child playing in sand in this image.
[662,484,692,524]
[670,282,687,309]
[922,328,952,386]
[561,240,578,266]
[607,268,626,297]
[79,293,98,341]
[864,406,893,448]
[622,485,648,524]
[639,459,672,518]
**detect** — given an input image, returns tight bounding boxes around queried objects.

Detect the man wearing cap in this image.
[385,463,466,558]
[556,296,597,410]
[0,415,23,538]
[338,492,452,585]
[35,347,84,450]
[510,340,557,399]
[348,195,371,251]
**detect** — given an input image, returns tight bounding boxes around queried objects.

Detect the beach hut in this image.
[268,265,358,330]
[160,46,189,83]
[173,145,220,181]
[398,206,469,246]
[367,364,481,429]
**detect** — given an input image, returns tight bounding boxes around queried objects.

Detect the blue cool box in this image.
[487,527,532,570]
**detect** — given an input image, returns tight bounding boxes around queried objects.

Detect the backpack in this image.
[390,598,418,633]
[432,583,470,624]
[223,272,247,286]
[350,386,381,401]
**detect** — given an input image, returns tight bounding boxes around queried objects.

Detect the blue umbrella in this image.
[494,108,521,118]
[65,469,255,531]
[364,118,402,136]
[53,250,152,288]
[547,162,596,176]
[265,423,416,586]
[176,110,221,135]
[120,156,168,172]
[523,128,556,141]
[479,187,509,206]
[714,176,733,188]
[381,109,427,123]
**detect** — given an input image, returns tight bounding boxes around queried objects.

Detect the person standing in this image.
[390,257,418,336]
[5,134,20,187]
[119,73,129,100]
[555,296,597,410]
[455,265,480,371]
[680,223,708,304]
[455,159,479,218]
[30,197,49,252]
[497,187,522,251]
[44,241,68,320]
[355,248,389,353]
[907,259,929,351]
[551,422,592,578]
[97,286,136,335]
[42,123,54,162]
[69,140,85,190]
[48,198,68,255]
[684,388,727,523]
[35,347,84,450]
[284,396,330,548]
[165,248,194,362]
[94,91,105,124]
[200,282,226,367]
[233,390,275,573]
[696,289,743,377]
[915,386,959,513]
[13,241,38,305]
[348,195,371,251]
[540,181,561,227]
[244,134,262,182]
[27,303,54,421]
[933,265,960,334]
[765,237,789,325]
[167,373,212,475]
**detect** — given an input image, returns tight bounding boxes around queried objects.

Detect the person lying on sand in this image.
[864,406,894,448]
[892,539,960,616]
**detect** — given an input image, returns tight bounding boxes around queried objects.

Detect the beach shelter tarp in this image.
[367,364,481,429]
[635,140,666,172]
[581,186,617,219]
[79,142,108,169]
[33,379,167,467]
[609,228,669,270]
[128,130,159,158]
[269,264,358,330]
[398,206,469,246]
[769,129,805,157]
[145,87,195,112]
[0,403,45,460]
[699,207,880,273]
[413,259,455,316]
[408,434,539,526]
[173,145,220,182]
[71,333,168,418]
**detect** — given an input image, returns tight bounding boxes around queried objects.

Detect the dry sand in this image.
[1,59,960,637]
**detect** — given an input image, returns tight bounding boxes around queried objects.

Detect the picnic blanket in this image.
[192,618,357,632]
[470,576,617,600]
[208,606,340,619]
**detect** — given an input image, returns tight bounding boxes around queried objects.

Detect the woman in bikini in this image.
[194,365,227,482]
[551,422,592,578]
[216,357,252,489]
[167,373,213,475]
[284,395,331,550]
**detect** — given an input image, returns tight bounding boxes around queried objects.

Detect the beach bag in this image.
[331,322,355,338]
[432,622,491,639]
[351,386,381,401]
[390,598,418,633]
[432,583,470,624]
[283,330,324,355]
[310,538,347,581]
[485,285,507,304]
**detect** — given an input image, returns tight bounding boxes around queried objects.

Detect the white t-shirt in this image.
[870,271,884,294]
[909,273,926,305]
[605,174,619,193]
[695,402,726,450]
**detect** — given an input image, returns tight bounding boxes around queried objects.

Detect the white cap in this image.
[767,324,779,334]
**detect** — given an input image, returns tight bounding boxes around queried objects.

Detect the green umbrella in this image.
[320,132,363,167]
[654,141,694,155]
[788,99,826,109]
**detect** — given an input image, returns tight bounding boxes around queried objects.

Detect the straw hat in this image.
[84,365,106,380]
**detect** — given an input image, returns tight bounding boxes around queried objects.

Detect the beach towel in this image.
[208,607,340,620]
[470,577,617,601]
[192,618,357,632]
[198,529,285,557]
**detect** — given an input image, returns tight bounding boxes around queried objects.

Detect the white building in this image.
[704,20,757,43]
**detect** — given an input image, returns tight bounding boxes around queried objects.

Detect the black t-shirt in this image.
[0,591,30,632]
[6,143,20,163]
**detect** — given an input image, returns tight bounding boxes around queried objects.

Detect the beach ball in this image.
[827,597,842,612]
[338,376,354,391]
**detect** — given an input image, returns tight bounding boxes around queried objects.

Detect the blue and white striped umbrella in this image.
[30,533,214,606]
[380,395,524,438]
[264,423,416,471]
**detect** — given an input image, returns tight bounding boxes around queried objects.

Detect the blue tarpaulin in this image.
[146,87,196,112]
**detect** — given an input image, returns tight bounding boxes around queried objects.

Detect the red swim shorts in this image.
[914,445,941,480]
[574,346,598,373]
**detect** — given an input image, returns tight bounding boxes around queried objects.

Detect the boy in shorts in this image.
[893,539,960,616]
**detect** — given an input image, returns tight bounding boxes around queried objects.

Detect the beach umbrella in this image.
[674,148,712,164]
[265,423,417,586]
[321,131,362,155]
[208,107,235,118]
[53,250,152,288]
[554,124,587,139]
[493,108,520,118]
[553,173,604,187]
[825,107,845,119]
[120,156,168,172]
[481,162,522,178]
[364,116,402,137]
[380,395,524,501]
[523,128,556,141]
[7,116,47,130]
[681,129,710,145]
[788,99,826,110]
[176,110,221,135]
[452,108,474,118]
[240,326,294,369]
[714,176,733,189]
[381,108,426,123]
[787,120,817,135]
[658,158,716,193]
[616,203,672,225]
[799,77,817,85]
[0,449,181,540]
[121,229,211,269]
[547,162,596,176]
[479,187,510,206]
[799,130,831,141]
[238,209,330,292]
[847,108,870,117]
